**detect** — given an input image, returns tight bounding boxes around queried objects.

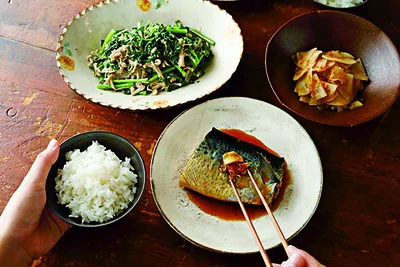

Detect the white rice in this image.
[316,0,364,8]
[55,141,137,223]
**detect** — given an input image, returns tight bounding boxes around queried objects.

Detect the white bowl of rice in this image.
[314,0,368,8]
[46,131,146,227]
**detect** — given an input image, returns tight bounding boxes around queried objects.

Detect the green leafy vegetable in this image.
[88,21,214,96]
[98,29,117,56]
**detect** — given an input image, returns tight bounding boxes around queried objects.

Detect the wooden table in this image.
[1,0,399,266]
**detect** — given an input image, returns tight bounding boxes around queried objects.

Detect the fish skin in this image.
[180,128,285,205]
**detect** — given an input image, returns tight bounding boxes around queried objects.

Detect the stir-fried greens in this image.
[87,21,215,96]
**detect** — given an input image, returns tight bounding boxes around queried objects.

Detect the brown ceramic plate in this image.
[265,11,400,127]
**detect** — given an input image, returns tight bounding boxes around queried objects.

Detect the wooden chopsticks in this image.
[228,179,273,267]
[247,169,289,255]
[228,169,289,266]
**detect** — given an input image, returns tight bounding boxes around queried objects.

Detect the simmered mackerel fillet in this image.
[179,128,285,205]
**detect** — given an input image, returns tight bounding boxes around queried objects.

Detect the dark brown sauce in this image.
[221,129,280,157]
[186,129,292,221]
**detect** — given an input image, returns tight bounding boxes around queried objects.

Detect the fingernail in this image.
[48,139,58,149]
[287,245,297,253]
[287,253,303,267]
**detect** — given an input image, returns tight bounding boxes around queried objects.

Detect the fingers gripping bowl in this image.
[46,131,146,227]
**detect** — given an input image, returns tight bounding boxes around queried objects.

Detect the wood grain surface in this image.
[0,0,399,266]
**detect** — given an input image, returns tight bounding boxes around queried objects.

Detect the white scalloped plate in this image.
[56,0,243,110]
[150,97,323,253]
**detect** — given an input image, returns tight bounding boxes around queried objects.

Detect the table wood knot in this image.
[6,107,17,117]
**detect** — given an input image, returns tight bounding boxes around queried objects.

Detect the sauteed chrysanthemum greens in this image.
[87,21,215,96]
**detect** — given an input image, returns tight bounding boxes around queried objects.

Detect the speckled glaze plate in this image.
[150,97,323,253]
[56,0,243,110]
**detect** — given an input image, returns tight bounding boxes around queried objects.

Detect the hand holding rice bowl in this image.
[55,141,137,223]
[46,131,146,227]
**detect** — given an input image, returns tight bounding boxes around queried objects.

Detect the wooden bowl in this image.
[265,10,400,126]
